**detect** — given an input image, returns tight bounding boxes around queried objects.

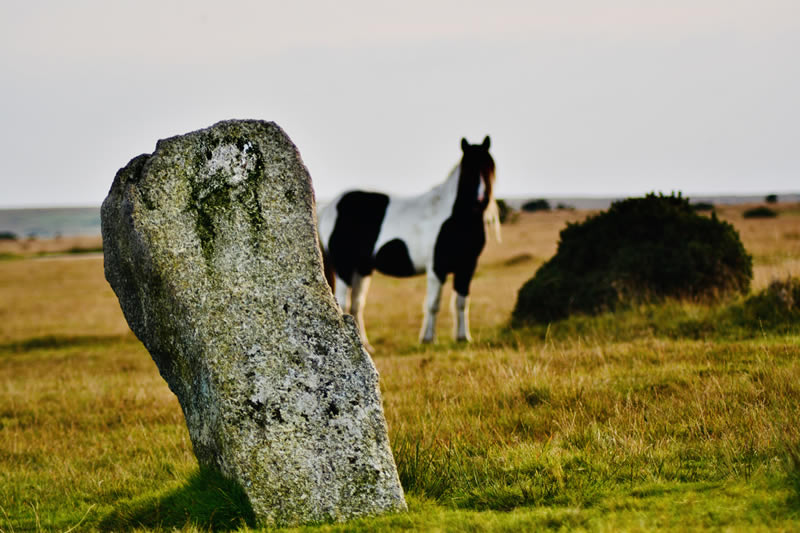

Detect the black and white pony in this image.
[317,136,499,351]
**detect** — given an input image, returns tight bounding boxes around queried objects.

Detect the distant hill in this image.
[0,207,101,239]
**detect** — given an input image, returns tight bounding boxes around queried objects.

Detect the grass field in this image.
[1,203,799,531]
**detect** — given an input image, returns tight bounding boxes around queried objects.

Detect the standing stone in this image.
[101,120,407,526]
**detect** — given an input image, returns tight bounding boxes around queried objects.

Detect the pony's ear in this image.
[461,138,469,152]
[482,136,491,150]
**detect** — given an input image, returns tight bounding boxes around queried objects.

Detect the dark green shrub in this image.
[691,202,714,212]
[0,231,17,240]
[743,206,777,219]
[765,194,778,204]
[512,193,752,324]
[66,245,104,255]
[676,277,800,339]
[521,199,551,212]
[732,277,800,332]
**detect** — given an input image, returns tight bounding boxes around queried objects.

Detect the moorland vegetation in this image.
[513,194,753,324]
[1,202,799,531]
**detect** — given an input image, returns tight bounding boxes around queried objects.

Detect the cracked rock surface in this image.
[101,120,406,526]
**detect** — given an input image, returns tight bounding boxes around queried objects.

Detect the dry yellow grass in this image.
[0,255,129,344]
[1,203,796,349]
[714,203,800,288]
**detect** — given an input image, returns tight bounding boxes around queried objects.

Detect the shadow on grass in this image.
[98,467,256,531]
[0,334,134,353]
[63,246,104,255]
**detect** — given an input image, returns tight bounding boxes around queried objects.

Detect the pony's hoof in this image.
[456,336,472,343]
[420,337,434,344]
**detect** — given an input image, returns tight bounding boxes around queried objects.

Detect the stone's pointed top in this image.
[101,120,406,526]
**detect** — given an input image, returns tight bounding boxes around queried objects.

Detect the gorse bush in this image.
[691,201,715,212]
[521,199,551,212]
[513,193,753,324]
[730,277,800,333]
[743,206,778,219]
[675,277,800,339]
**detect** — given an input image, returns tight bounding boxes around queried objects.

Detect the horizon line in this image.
[2,190,800,211]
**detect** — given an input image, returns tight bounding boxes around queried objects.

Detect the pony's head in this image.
[455,136,501,242]
[455,136,496,215]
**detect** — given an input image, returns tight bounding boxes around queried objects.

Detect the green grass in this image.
[5,325,799,531]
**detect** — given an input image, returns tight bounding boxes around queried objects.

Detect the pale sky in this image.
[1,1,798,208]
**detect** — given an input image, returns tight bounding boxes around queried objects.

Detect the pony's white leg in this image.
[419,272,444,344]
[334,274,350,312]
[453,293,472,342]
[350,273,374,352]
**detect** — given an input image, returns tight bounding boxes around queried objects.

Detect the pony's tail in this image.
[484,198,502,243]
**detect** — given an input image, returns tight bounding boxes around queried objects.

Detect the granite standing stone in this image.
[101,120,407,526]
